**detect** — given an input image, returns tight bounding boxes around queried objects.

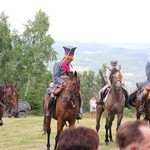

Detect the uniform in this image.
[138,62,150,112]
[46,46,82,119]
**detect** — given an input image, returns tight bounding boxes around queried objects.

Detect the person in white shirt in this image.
[90,97,97,117]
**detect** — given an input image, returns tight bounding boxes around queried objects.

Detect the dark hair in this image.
[116,120,148,149]
[57,126,100,150]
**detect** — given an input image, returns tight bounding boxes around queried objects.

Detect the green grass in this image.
[0,113,136,150]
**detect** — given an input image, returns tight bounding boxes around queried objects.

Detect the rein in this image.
[63,77,80,109]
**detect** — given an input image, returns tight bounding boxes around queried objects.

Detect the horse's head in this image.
[110,67,122,90]
[63,71,80,102]
[3,81,19,117]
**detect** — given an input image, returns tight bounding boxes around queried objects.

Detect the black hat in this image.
[63,45,77,59]
[110,60,118,66]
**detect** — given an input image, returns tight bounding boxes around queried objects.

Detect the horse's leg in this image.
[108,115,115,142]
[105,113,110,145]
[116,113,123,131]
[96,106,104,132]
[54,119,64,150]
[136,111,141,120]
[44,116,51,150]
[68,119,76,128]
[0,106,3,126]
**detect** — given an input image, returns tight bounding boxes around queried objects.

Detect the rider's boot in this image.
[96,92,104,105]
[46,96,55,117]
[138,95,146,113]
[0,120,3,126]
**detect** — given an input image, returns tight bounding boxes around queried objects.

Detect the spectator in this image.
[116,120,150,150]
[57,126,100,150]
[90,97,97,118]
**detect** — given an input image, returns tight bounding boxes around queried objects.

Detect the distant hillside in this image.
[51,41,150,91]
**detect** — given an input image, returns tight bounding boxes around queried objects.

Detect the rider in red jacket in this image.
[46,46,82,119]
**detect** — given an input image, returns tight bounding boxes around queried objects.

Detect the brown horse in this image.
[43,71,80,150]
[0,81,19,126]
[96,68,125,145]
[131,88,150,123]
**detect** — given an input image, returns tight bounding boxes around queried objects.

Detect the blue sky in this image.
[0,0,150,44]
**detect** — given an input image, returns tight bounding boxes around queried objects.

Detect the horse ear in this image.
[74,71,77,78]
[13,81,18,87]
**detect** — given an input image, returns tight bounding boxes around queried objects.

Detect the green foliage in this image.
[79,65,106,112]
[0,12,13,82]
[0,11,57,114]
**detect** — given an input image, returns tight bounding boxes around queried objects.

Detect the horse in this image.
[0,81,19,126]
[130,87,150,124]
[96,68,125,145]
[43,71,80,150]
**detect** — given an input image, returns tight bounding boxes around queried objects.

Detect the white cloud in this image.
[0,0,150,43]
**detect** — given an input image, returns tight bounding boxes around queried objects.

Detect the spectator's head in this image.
[116,120,150,150]
[57,126,100,150]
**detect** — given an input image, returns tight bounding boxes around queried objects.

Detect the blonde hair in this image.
[64,55,74,60]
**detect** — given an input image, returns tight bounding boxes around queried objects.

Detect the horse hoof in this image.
[0,121,3,126]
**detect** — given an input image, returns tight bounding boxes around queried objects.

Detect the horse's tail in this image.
[128,89,138,106]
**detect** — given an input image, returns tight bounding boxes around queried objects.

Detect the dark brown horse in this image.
[96,68,125,145]
[43,71,80,150]
[0,81,19,126]
[131,88,150,123]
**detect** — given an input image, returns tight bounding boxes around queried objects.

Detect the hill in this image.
[51,42,150,91]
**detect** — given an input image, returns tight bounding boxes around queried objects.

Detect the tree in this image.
[79,64,107,112]
[14,10,57,113]
[0,12,13,82]
[0,10,57,114]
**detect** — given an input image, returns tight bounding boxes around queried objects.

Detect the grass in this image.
[0,112,136,150]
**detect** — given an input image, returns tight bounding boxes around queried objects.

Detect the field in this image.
[0,113,136,150]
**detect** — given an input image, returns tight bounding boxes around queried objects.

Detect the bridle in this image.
[1,86,18,110]
[110,71,122,91]
[63,77,80,106]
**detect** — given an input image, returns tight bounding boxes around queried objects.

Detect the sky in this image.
[0,0,150,44]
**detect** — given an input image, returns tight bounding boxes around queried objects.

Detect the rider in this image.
[96,60,132,109]
[138,62,150,113]
[46,45,82,119]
